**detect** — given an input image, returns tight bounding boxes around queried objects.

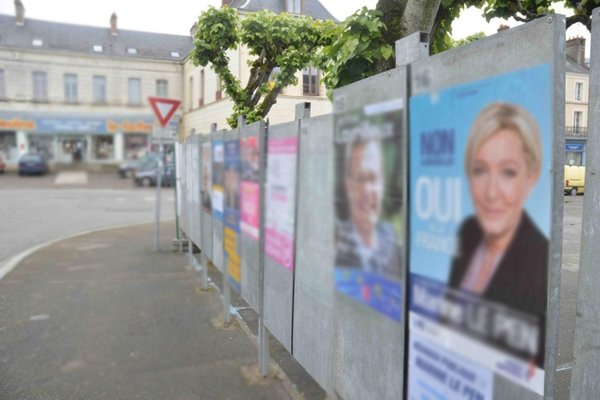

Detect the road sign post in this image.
[148,97,181,252]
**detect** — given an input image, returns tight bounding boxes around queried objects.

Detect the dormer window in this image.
[32,38,43,47]
[170,51,180,58]
[286,0,302,13]
[93,45,103,52]
[127,47,138,55]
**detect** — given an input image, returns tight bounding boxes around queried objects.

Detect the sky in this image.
[0,0,591,56]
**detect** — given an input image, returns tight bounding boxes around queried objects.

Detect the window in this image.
[303,66,319,96]
[127,47,138,55]
[93,75,107,103]
[64,74,78,103]
[216,77,222,100]
[156,79,168,97]
[93,45,103,53]
[170,51,180,58]
[575,81,583,102]
[128,78,141,105]
[573,111,583,134]
[32,71,47,101]
[189,77,193,110]
[199,70,205,107]
[286,0,302,13]
[0,69,5,99]
[32,38,43,47]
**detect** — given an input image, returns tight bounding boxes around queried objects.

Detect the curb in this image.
[0,221,162,281]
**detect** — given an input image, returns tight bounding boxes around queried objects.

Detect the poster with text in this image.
[265,136,298,271]
[240,136,260,240]
[408,64,552,397]
[212,140,224,222]
[224,139,241,290]
[201,141,212,214]
[334,99,404,322]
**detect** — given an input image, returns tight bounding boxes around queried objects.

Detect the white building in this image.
[0,1,191,168]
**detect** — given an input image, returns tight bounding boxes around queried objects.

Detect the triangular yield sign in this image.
[148,96,181,127]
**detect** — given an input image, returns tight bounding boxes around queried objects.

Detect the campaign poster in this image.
[224,139,241,290]
[201,141,212,214]
[334,99,404,321]
[212,140,224,222]
[408,64,552,397]
[265,136,298,271]
[240,136,260,240]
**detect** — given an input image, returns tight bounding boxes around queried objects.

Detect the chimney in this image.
[566,37,586,66]
[15,0,25,26]
[190,22,198,38]
[110,12,118,36]
[222,0,233,6]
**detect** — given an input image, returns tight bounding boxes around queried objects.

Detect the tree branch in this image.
[566,14,591,30]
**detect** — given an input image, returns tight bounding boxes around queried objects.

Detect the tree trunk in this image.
[376,0,441,71]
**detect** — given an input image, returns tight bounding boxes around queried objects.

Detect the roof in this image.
[0,14,192,61]
[229,0,336,21]
[566,55,589,75]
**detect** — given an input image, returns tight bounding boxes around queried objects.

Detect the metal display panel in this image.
[263,120,300,352]
[201,133,213,261]
[331,67,407,400]
[571,8,600,399]
[292,114,335,391]
[407,16,564,400]
[191,135,202,247]
[211,130,226,273]
[240,121,266,310]
[180,139,190,238]
[223,128,242,292]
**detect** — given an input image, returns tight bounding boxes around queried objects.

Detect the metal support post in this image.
[570,8,600,399]
[154,142,164,251]
[258,119,270,377]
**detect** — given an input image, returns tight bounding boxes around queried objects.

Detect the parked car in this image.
[134,164,175,187]
[18,153,48,175]
[0,157,5,174]
[118,153,160,178]
[564,165,585,195]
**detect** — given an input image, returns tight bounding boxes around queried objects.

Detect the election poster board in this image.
[334,100,404,321]
[408,64,552,398]
[201,141,212,214]
[240,136,260,240]
[212,140,225,222]
[265,137,298,271]
[224,139,241,290]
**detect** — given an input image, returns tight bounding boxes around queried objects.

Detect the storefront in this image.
[0,111,179,166]
[566,141,586,166]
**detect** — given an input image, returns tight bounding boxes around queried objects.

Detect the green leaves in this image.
[191,6,330,128]
[317,7,393,94]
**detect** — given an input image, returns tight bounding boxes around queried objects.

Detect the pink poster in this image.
[265,136,298,271]
[240,137,260,240]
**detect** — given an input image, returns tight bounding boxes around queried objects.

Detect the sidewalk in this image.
[0,222,301,400]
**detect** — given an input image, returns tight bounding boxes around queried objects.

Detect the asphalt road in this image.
[0,171,177,270]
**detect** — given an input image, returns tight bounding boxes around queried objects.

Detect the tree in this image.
[321,0,595,92]
[191,6,334,128]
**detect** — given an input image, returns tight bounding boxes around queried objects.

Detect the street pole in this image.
[154,141,163,252]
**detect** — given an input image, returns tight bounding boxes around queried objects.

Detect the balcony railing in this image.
[566,126,588,137]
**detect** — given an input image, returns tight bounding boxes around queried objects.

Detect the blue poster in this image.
[224,139,241,291]
[408,64,552,396]
[212,140,224,222]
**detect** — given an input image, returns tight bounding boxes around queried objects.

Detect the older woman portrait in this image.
[449,102,548,321]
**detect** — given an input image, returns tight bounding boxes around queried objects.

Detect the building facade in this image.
[0,3,191,168]
[564,38,590,166]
